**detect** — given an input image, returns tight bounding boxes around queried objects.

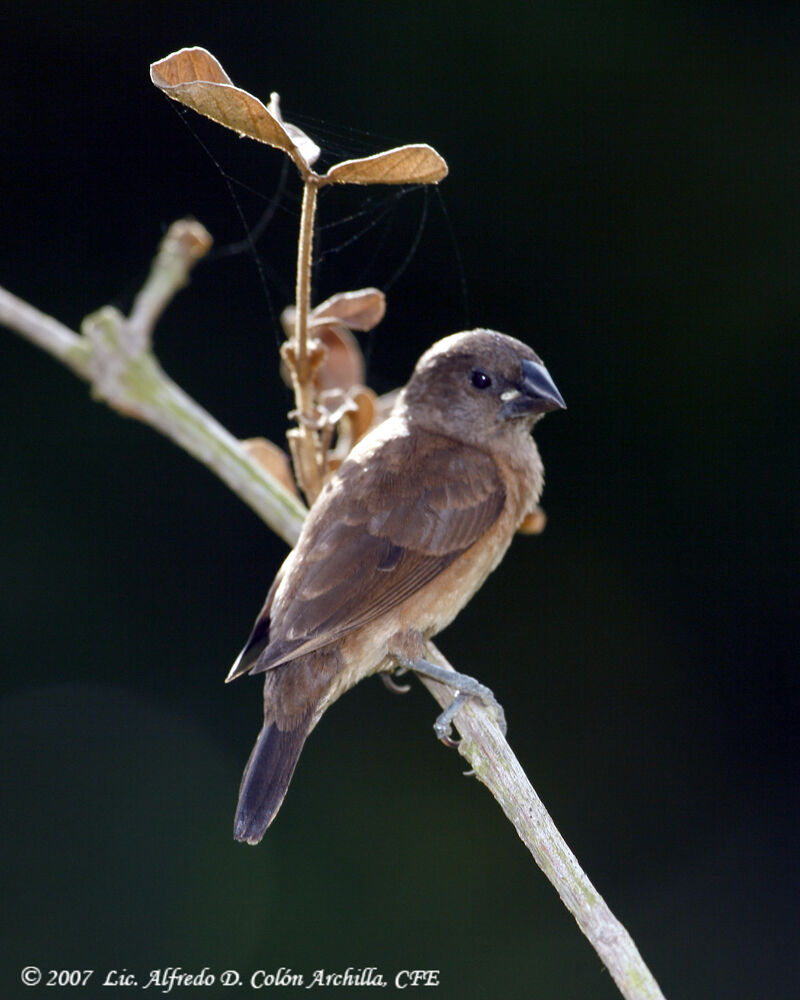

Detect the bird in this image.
[227,328,565,843]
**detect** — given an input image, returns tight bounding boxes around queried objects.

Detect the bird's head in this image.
[399,329,565,443]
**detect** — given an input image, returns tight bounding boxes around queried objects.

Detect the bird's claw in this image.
[381,669,411,695]
[434,691,469,748]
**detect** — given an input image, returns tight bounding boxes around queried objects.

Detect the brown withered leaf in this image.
[311,288,385,332]
[518,507,547,535]
[150,47,319,169]
[280,289,384,394]
[241,437,299,496]
[278,314,365,394]
[151,46,234,86]
[326,386,379,465]
[283,324,364,393]
[311,324,365,393]
[347,386,377,441]
[324,144,448,186]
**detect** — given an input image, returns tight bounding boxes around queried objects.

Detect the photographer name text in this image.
[20,966,440,991]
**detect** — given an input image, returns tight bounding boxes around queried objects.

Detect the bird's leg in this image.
[392,655,507,746]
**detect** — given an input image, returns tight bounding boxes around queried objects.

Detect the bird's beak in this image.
[500,359,566,419]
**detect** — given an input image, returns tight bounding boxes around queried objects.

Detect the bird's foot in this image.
[393,656,507,747]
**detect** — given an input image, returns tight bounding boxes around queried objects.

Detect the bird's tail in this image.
[233,712,313,844]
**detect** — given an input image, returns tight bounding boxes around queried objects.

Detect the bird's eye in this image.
[471,369,492,390]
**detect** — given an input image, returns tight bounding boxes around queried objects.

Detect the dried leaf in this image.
[150,47,317,169]
[241,437,299,496]
[281,296,375,394]
[150,46,233,86]
[324,144,448,186]
[278,325,359,393]
[346,386,378,442]
[311,288,386,332]
[325,386,378,466]
[518,507,547,535]
[313,324,365,392]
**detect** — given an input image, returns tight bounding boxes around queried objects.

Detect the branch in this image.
[0,221,306,548]
[417,646,665,1000]
[0,222,665,1000]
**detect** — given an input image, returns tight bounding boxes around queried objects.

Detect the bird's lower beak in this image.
[500,359,566,419]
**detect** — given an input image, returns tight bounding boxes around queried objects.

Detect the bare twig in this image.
[0,287,89,375]
[286,177,324,502]
[417,646,666,1000]
[0,221,306,547]
[0,221,665,1000]
[127,217,211,349]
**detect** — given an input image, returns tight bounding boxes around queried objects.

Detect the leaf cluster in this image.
[151,47,448,501]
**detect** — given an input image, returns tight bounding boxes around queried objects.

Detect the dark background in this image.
[1,2,797,998]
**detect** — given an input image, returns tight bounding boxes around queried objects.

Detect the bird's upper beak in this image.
[499,358,566,420]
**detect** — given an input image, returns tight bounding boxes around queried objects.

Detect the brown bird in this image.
[227,328,565,843]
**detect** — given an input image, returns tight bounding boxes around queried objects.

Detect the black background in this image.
[1,3,797,998]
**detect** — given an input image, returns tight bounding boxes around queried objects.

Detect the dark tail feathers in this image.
[234,715,312,844]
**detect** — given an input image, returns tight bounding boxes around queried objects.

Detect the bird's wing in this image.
[245,432,506,673]
[226,567,284,680]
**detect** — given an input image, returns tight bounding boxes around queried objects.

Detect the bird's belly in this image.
[320,518,518,714]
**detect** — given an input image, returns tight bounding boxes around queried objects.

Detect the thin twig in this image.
[0,221,666,1000]
[127,219,211,350]
[294,181,318,388]
[288,177,324,502]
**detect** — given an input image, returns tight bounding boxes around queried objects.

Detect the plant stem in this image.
[290,178,323,503]
[295,179,318,383]
[0,222,307,546]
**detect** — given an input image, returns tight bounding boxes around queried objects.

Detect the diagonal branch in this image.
[0,285,90,376]
[0,220,666,1000]
[416,645,665,1000]
[0,221,306,547]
